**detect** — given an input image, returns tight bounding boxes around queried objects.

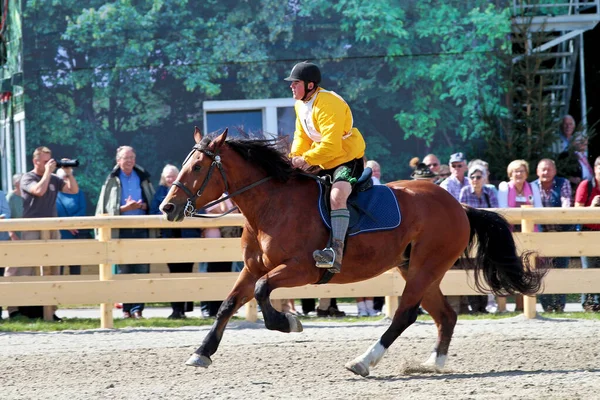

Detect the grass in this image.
[1,310,599,332]
[0,315,222,332]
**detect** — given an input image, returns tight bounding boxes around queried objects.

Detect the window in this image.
[203,98,296,140]
[206,110,263,137]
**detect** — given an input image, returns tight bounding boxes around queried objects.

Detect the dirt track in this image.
[1,316,599,399]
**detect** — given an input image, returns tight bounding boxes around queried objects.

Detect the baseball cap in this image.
[449,152,466,164]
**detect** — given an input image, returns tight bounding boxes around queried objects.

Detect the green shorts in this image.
[319,158,364,185]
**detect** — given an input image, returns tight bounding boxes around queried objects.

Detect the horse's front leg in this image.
[254,261,319,333]
[186,267,257,368]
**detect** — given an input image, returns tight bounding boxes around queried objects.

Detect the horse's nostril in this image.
[161,203,174,213]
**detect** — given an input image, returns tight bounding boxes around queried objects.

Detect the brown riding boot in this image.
[313,239,344,273]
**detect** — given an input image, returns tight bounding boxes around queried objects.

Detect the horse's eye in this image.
[193,164,202,172]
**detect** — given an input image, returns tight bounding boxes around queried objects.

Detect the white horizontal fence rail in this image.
[1,208,600,327]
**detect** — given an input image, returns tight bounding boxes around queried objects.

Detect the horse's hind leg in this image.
[254,261,319,333]
[186,268,257,368]
[345,276,423,377]
[345,248,456,377]
[420,285,457,369]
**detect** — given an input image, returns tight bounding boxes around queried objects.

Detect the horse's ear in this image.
[194,126,203,143]
[212,128,228,149]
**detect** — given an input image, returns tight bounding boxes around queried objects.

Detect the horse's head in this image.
[160,127,229,222]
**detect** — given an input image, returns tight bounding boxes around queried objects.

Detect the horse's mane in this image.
[200,135,309,182]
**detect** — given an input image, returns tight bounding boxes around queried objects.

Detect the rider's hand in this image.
[591,195,600,207]
[292,156,309,170]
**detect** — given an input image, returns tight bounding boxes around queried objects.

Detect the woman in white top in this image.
[497,159,542,312]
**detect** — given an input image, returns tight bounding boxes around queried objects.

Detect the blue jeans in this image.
[581,256,600,308]
[539,257,569,311]
[117,229,150,314]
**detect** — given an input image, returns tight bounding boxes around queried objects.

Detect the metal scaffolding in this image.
[512,0,600,125]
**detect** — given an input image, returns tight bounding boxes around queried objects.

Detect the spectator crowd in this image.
[1,114,599,321]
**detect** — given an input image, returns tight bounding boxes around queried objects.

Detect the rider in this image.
[285,61,366,273]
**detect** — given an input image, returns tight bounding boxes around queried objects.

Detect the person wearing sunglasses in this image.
[459,165,499,313]
[459,165,499,209]
[440,152,469,200]
[440,152,471,314]
[457,165,502,314]
[423,154,441,174]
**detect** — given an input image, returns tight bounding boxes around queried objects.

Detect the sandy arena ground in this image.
[1,316,599,400]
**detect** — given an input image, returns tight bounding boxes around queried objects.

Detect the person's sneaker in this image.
[168,311,186,320]
[330,308,346,317]
[316,308,329,317]
[317,306,346,318]
[132,311,143,319]
[366,308,380,317]
[357,301,368,317]
[122,311,132,319]
[52,314,63,322]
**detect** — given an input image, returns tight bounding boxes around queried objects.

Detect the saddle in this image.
[317,168,401,236]
[314,168,402,283]
[318,167,374,224]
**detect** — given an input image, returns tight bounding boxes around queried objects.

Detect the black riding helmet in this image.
[285,62,321,100]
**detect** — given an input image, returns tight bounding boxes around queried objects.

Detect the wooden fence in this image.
[2,207,600,328]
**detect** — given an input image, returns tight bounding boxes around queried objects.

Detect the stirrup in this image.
[313,247,341,273]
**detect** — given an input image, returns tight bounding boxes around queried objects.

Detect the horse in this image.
[159,127,545,377]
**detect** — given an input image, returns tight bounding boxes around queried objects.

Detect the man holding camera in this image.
[4,146,79,320]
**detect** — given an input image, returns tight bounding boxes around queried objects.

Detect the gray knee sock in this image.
[331,209,350,242]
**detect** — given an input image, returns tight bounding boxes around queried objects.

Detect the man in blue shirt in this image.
[96,146,155,319]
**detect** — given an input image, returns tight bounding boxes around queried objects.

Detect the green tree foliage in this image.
[23,0,511,202]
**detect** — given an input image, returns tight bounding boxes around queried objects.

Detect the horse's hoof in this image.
[286,313,303,333]
[422,352,437,367]
[345,360,370,377]
[422,352,446,369]
[185,353,212,368]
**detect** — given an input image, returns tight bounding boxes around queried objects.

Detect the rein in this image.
[171,144,272,218]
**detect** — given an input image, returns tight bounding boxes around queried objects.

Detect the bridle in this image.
[171,143,272,218]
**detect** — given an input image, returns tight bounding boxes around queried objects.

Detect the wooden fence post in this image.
[384,296,399,318]
[39,230,55,321]
[496,297,507,313]
[245,299,258,322]
[521,205,537,319]
[98,223,113,329]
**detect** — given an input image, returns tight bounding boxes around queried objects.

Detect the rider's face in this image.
[290,80,304,100]
[290,80,314,100]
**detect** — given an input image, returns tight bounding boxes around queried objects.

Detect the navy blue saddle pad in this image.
[317,181,401,236]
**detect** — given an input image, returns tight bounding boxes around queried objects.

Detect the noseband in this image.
[171,144,272,218]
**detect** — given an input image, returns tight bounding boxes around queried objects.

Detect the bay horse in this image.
[160,127,545,377]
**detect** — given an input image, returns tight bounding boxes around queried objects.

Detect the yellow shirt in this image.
[289,87,365,169]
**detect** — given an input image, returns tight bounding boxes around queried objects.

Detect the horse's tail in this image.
[462,205,547,296]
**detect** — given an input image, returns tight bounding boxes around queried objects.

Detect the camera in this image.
[56,159,80,168]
